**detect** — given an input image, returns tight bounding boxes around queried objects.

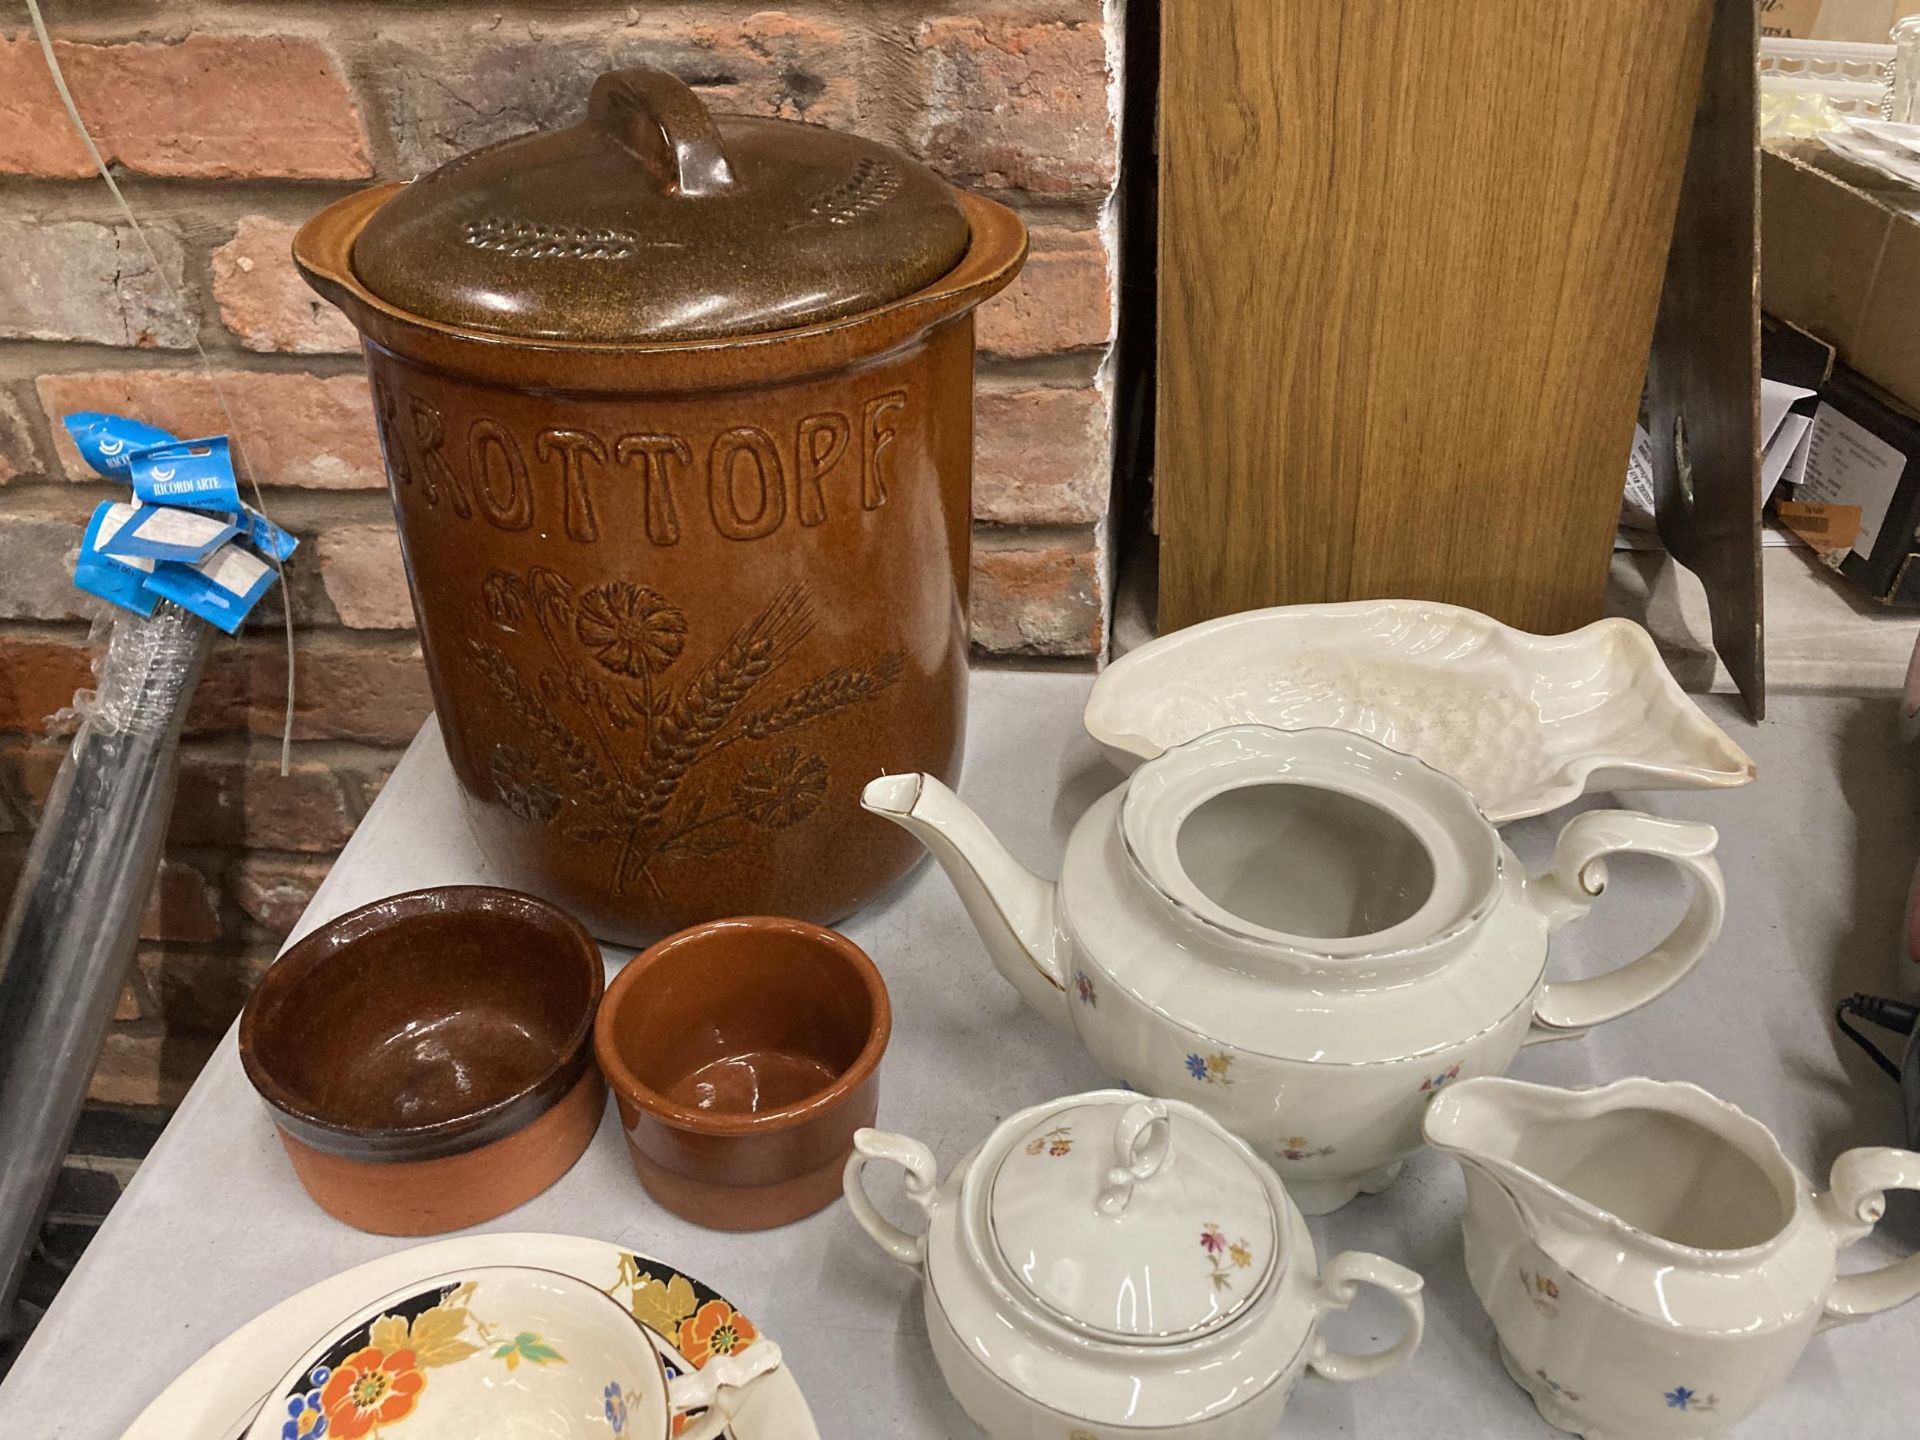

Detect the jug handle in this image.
[1306,1252,1425,1383]
[1524,810,1724,1041]
[844,1129,942,1268]
[1818,1147,1920,1328]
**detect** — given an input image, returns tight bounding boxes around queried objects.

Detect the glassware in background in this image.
[1760,37,1900,136]
[1891,15,1920,121]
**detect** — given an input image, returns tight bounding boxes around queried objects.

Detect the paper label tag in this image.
[92,502,155,573]
[1762,412,1814,505]
[1777,500,1864,554]
[98,504,241,564]
[1622,424,1657,521]
[145,540,279,634]
[1797,403,1909,560]
[197,543,271,595]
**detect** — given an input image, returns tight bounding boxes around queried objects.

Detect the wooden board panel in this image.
[1647,0,1763,715]
[1156,0,1714,636]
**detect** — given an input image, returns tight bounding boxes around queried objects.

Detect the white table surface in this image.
[4,668,1919,1437]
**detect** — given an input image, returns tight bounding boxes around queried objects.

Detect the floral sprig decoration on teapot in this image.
[468,567,903,900]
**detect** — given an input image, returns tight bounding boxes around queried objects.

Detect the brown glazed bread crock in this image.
[295,67,1027,946]
[239,886,606,1235]
[594,916,891,1230]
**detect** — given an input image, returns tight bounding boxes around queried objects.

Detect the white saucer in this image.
[117,1232,819,1440]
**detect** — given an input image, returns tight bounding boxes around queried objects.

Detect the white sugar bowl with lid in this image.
[843,1089,1424,1437]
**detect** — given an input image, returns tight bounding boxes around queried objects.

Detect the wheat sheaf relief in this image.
[465,565,903,900]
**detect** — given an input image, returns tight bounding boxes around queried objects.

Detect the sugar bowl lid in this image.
[984,1095,1283,1343]
[351,67,972,343]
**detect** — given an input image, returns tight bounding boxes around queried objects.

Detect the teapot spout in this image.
[861,773,1070,1026]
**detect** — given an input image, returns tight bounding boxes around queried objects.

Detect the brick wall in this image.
[0,2,1122,1107]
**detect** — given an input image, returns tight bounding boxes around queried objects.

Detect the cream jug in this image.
[862,725,1726,1212]
[1424,1076,1920,1439]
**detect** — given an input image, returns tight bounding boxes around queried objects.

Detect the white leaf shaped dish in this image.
[1085,600,1754,823]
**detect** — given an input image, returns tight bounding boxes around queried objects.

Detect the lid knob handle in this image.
[1097,1100,1171,1216]
[587,67,735,198]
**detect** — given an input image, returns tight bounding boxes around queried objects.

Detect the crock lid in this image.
[985,1097,1281,1343]
[350,67,973,343]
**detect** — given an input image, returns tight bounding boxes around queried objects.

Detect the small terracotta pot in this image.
[239,886,606,1235]
[595,916,890,1230]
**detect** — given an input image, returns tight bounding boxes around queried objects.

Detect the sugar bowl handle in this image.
[668,1340,783,1440]
[1818,1147,1920,1328]
[588,67,735,197]
[1307,1251,1426,1382]
[1525,810,1724,1040]
[845,1129,942,1268]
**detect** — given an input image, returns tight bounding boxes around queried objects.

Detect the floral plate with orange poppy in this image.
[115,1233,817,1440]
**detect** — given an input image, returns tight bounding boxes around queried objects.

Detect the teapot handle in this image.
[1523,810,1724,1041]
[844,1129,942,1269]
[1818,1147,1920,1329]
[1306,1252,1425,1383]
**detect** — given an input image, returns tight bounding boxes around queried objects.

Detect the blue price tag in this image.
[62,411,178,480]
[231,505,299,563]
[73,501,161,616]
[129,437,241,511]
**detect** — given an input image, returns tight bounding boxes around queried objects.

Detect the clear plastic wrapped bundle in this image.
[0,604,213,1326]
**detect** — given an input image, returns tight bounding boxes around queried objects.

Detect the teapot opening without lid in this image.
[1122,726,1500,963]
[1175,783,1437,940]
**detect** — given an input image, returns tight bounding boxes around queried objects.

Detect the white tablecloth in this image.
[2,669,1917,1436]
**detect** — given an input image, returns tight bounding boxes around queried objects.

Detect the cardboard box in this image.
[1768,0,1920,39]
[1789,365,1920,605]
[1822,0,1920,39]
[1760,0,1827,37]
[1763,143,1920,414]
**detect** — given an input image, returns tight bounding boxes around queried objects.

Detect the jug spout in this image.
[1422,1077,1587,1236]
[861,773,1070,1026]
[1427,1076,1808,1270]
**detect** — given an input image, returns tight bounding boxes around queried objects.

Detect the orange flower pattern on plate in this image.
[319,1345,427,1440]
[678,1299,758,1370]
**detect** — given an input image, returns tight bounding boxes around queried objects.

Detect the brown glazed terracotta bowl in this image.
[594,916,890,1230]
[294,67,1027,948]
[238,886,606,1235]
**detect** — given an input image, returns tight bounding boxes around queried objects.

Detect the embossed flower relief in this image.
[734,748,829,829]
[466,565,903,899]
[573,581,687,678]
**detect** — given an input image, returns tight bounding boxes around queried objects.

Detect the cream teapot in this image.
[861,725,1725,1212]
[843,1089,1424,1437]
